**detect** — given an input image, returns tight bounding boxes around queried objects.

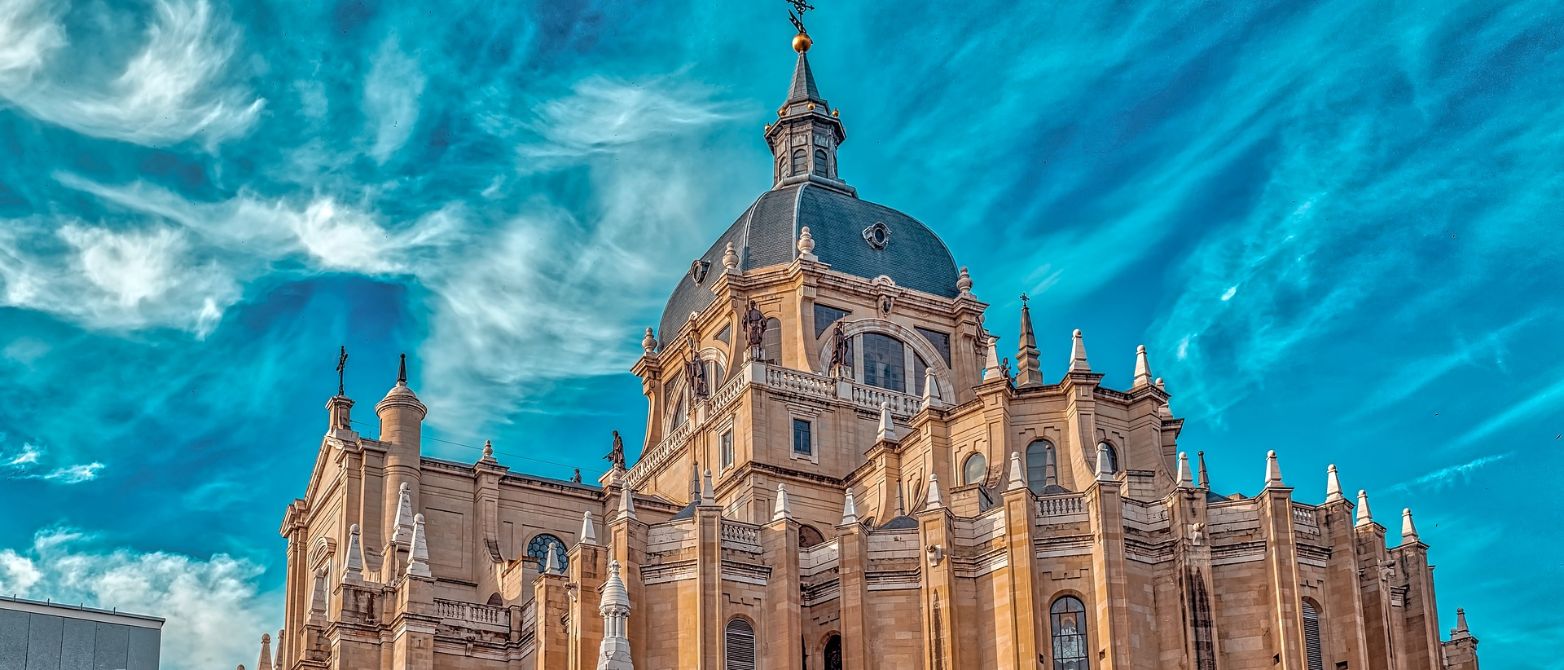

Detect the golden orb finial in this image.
[793,32,813,53]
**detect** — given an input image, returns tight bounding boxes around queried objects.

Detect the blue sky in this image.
[0,0,1560,666]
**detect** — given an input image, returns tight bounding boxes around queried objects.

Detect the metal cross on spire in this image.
[786,0,815,34]
[335,345,348,396]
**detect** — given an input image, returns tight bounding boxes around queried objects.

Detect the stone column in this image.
[999,481,1040,668]
[1087,475,1130,668]
[761,514,802,670]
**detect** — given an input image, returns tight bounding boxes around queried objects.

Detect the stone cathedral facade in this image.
[246,33,1481,670]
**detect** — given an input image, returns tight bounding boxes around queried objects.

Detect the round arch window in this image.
[526,534,568,573]
[963,452,988,486]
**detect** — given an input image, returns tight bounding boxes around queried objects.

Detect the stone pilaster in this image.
[917,504,963,669]
[999,485,1040,668]
[835,513,869,670]
[761,516,802,670]
[1259,484,1306,668]
[1088,476,1131,668]
[533,571,571,670]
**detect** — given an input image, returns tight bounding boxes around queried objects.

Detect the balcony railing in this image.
[626,363,931,488]
[721,519,764,553]
[434,598,507,628]
[1036,492,1088,524]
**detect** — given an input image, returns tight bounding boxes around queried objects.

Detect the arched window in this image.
[790,149,807,175]
[724,617,756,670]
[526,534,568,573]
[1302,599,1324,670]
[861,332,906,392]
[1027,440,1057,493]
[1050,596,1089,669]
[761,317,782,363]
[813,149,829,176]
[963,452,988,486]
[823,634,843,670]
[1097,441,1119,474]
[798,524,825,549]
[486,593,504,606]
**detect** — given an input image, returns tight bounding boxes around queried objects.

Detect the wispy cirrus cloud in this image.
[364,35,426,163]
[1385,453,1511,496]
[0,0,263,146]
[1451,373,1564,451]
[3,442,103,484]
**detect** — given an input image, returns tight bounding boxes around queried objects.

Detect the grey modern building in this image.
[0,596,162,670]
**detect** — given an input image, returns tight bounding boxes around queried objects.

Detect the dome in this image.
[659,182,960,342]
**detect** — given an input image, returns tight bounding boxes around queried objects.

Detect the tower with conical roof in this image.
[764,33,848,191]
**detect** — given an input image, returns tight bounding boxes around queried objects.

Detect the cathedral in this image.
[245,27,1481,670]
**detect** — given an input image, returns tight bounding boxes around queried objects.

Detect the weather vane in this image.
[786,0,815,35]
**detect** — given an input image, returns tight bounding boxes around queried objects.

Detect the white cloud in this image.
[1451,372,1564,450]
[364,35,426,163]
[0,219,241,336]
[1,442,105,485]
[0,174,458,336]
[0,0,263,146]
[1385,453,1511,496]
[5,443,41,466]
[43,461,104,483]
[515,75,746,171]
[0,0,65,87]
[0,527,278,670]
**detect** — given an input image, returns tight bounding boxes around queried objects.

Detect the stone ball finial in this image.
[722,241,739,270]
[798,226,816,257]
[642,327,657,354]
[956,266,973,294]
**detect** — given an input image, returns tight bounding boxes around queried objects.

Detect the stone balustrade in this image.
[434,598,508,630]
[626,362,932,488]
[1036,492,1089,525]
[721,519,763,553]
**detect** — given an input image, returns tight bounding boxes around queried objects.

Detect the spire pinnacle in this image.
[1452,608,1470,638]
[1197,451,1210,490]
[1069,329,1091,373]
[1133,345,1152,388]
[390,482,415,548]
[1355,490,1374,528]
[306,569,328,625]
[840,488,859,525]
[925,472,944,510]
[1007,451,1026,491]
[617,483,637,522]
[1177,452,1193,489]
[407,513,432,577]
[982,333,1004,382]
[773,483,792,522]
[1401,508,1420,545]
[922,366,938,409]
[580,510,598,545]
[876,402,898,442]
[1263,450,1285,489]
[597,560,634,669]
[1325,464,1345,502]
[1096,442,1115,482]
[701,468,716,506]
[396,353,407,385]
[1015,296,1042,387]
[542,541,561,575]
[342,524,365,586]
[257,634,273,670]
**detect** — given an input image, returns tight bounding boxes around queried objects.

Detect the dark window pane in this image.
[913,355,928,396]
[813,149,829,175]
[1027,440,1056,494]
[814,304,850,338]
[861,333,906,392]
[1050,596,1089,669]
[526,534,568,573]
[792,419,812,456]
[762,318,782,363]
[791,149,807,175]
[915,327,952,366]
[963,453,987,485]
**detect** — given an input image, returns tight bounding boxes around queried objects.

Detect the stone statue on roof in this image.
[742,300,767,361]
[829,322,850,377]
[684,337,709,398]
[604,431,626,469]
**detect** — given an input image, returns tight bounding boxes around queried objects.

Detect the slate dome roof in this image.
[659,182,960,343]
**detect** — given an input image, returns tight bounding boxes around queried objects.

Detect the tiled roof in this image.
[658,183,960,343]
